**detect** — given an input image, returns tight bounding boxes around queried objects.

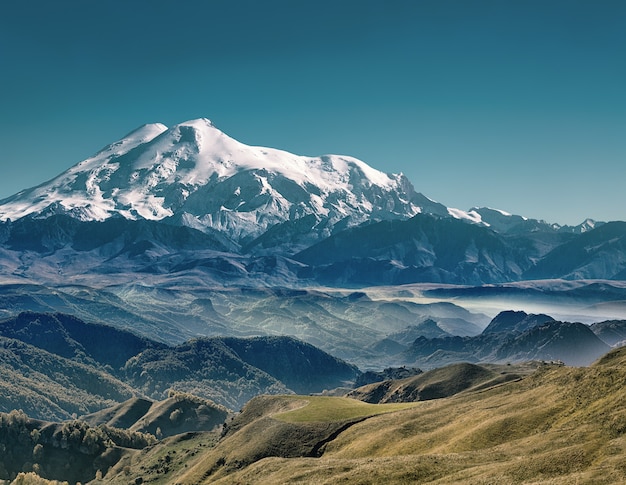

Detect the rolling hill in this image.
[152,346,626,485]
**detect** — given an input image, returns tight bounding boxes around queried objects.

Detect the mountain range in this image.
[0,311,358,420]
[0,118,437,250]
[1,118,622,289]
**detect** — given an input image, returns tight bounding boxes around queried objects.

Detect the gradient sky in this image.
[1,0,624,226]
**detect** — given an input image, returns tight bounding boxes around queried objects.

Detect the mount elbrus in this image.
[0,118,623,286]
[0,118,440,245]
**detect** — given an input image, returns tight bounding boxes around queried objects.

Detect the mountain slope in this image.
[0,116,618,288]
[590,319,626,346]
[8,346,626,484]
[0,117,619,286]
[220,336,359,394]
[470,207,604,235]
[295,214,531,285]
[482,310,555,334]
[0,336,135,420]
[0,283,492,369]
[0,311,163,369]
[293,215,626,285]
[1,211,618,287]
[404,320,610,368]
[494,321,611,366]
[0,409,156,484]
[523,221,626,280]
[0,311,361,415]
[0,213,236,254]
[346,362,527,404]
[122,336,360,410]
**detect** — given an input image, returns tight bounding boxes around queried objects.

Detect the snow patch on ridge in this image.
[448,208,485,225]
[484,206,528,221]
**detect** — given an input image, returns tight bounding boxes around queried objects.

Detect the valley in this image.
[0,301,624,484]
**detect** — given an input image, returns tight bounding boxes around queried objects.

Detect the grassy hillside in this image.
[346,361,535,404]
[166,395,417,484]
[86,430,221,485]
[143,346,626,485]
[0,391,230,484]
[81,391,230,439]
[9,347,626,484]
[273,396,417,423]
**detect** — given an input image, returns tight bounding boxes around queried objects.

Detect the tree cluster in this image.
[0,410,156,483]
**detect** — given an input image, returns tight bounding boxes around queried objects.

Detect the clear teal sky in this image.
[1,0,624,225]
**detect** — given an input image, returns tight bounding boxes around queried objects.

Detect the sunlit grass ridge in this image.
[273,395,418,423]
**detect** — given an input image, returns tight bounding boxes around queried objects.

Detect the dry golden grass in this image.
[121,348,626,484]
[273,396,418,423]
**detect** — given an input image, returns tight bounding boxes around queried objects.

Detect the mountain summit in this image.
[0,118,454,247]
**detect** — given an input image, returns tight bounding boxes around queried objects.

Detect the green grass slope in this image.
[81,397,154,430]
[130,392,229,438]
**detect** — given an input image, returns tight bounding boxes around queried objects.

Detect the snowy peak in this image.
[123,122,169,145]
[447,207,484,225]
[469,207,531,233]
[566,218,603,234]
[0,118,425,247]
[155,118,399,190]
[102,122,168,150]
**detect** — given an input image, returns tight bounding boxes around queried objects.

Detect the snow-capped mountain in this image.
[0,118,453,248]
